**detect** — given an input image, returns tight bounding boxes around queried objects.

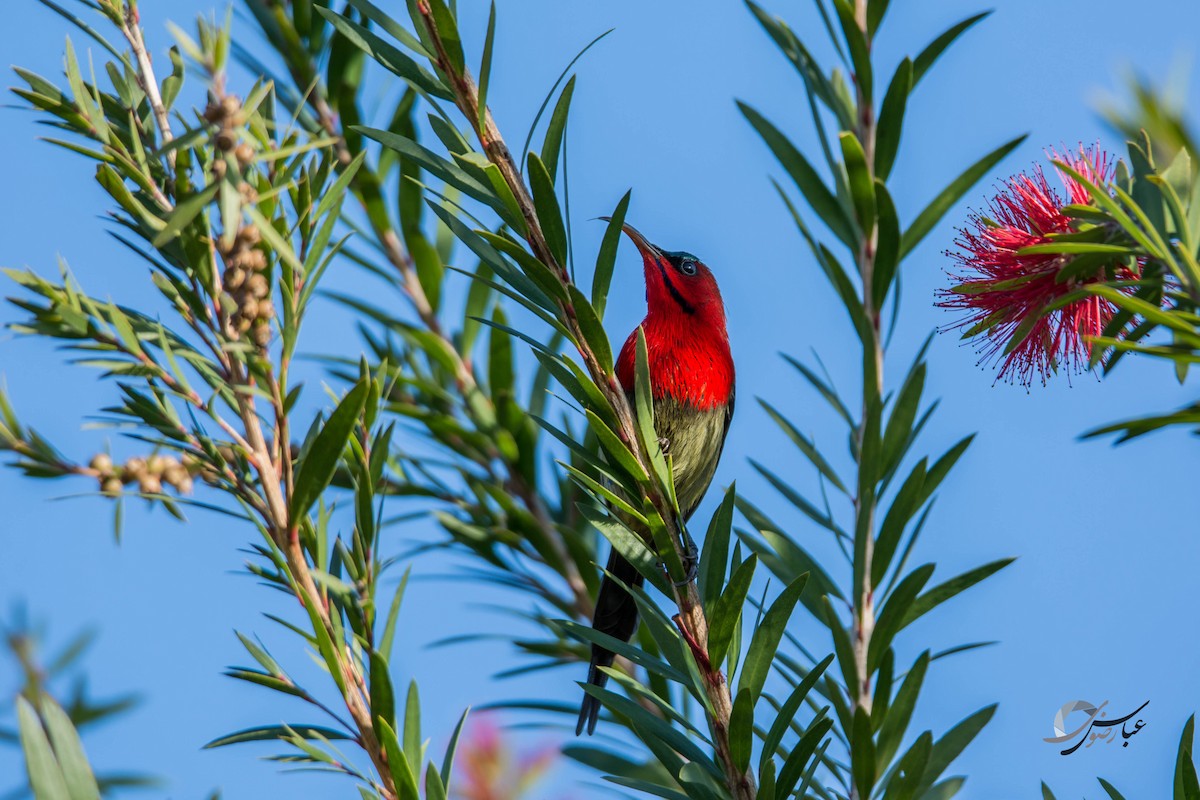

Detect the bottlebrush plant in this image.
[944,78,1200,799]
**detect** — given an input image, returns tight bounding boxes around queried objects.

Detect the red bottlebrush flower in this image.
[937,145,1136,386]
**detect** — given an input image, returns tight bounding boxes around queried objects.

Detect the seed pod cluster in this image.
[205,94,243,180]
[90,453,197,497]
[219,224,274,347]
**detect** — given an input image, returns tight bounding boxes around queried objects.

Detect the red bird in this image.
[577,223,735,735]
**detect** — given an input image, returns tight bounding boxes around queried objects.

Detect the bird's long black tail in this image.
[576,548,645,736]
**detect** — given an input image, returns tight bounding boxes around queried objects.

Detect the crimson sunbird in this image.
[576,222,735,735]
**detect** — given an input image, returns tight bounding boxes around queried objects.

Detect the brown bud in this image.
[246,273,269,299]
[235,143,255,168]
[176,476,194,494]
[163,462,188,486]
[124,457,146,478]
[89,453,113,474]
[236,314,253,334]
[252,320,272,348]
[220,94,242,118]
[238,182,258,203]
[242,248,267,273]
[240,297,259,320]
[238,225,261,246]
[138,475,162,494]
[214,129,237,152]
[101,476,123,497]
[212,157,227,179]
[257,298,275,320]
[224,267,246,291]
[146,455,168,475]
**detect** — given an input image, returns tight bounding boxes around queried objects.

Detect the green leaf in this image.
[369,649,396,730]
[425,0,464,75]
[759,399,848,494]
[426,765,448,800]
[541,75,576,182]
[873,458,927,586]
[290,380,369,519]
[518,28,614,164]
[902,558,1014,627]
[777,715,834,799]
[881,360,926,478]
[40,698,101,800]
[868,564,934,672]
[634,329,671,498]
[403,682,422,778]
[875,59,912,180]
[901,135,1027,259]
[917,705,997,793]
[356,127,500,212]
[737,573,809,703]
[883,731,931,800]
[822,596,857,696]
[441,707,469,788]
[912,12,991,87]
[476,2,496,134]
[851,707,876,798]
[739,102,856,248]
[578,504,669,596]
[832,0,872,104]
[917,434,974,509]
[561,621,688,686]
[707,554,757,668]
[151,184,218,247]
[867,0,891,36]
[699,482,737,608]
[204,724,355,748]
[760,653,834,773]
[527,153,568,269]
[872,180,901,309]
[580,684,722,778]
[1176,716,1199,800]
[729,689,755,774]
[18,698,71,800]
[316,7,450,99]
[1098,778,1129,800]
[839,134,875,232]
[488,305,515,400]
[377,717,421,800]
[570,285,613,374]
[592,191,631,320]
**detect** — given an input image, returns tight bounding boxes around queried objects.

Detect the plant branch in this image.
[278,28,596,623]
[117,2,175,171]
[414,9,754,797]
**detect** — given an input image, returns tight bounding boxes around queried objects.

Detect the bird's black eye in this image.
[679,259,698,276]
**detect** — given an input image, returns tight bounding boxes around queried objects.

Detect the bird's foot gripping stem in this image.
[672,523,700,587]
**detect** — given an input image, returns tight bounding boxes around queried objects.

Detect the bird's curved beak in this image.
[600,217,663,261]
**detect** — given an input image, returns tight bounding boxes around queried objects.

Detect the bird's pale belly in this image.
[652,395,729,522]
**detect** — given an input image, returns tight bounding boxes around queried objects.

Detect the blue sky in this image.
[2,0,1199,797]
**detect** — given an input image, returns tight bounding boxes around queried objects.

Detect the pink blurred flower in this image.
[451,715,561,800]
[937,145,1137,386]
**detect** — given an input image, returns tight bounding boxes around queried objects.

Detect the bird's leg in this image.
[673,517,700,587]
